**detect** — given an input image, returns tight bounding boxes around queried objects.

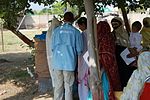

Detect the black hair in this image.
[143,17,150,28]
[132,21,142,31]
[111,18,122,25]
[77,17,87,26]
[64,12,74,22]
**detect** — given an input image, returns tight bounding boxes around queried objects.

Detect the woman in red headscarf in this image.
[97,21,121,100]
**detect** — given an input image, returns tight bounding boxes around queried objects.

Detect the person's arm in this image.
[75,30,83,81]
[75,30,83,55]
[136,34,143,51]
[127,47,139,58]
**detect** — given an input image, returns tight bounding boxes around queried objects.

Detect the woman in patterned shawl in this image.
[121,51,150,100]
[97,21,121,100]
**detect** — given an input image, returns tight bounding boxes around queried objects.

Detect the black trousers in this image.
[116,45,137,89]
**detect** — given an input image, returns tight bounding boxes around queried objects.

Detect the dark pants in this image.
[116,45,137,89]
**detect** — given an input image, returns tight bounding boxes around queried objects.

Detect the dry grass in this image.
[0,29,54,100]
[0,29,47,52]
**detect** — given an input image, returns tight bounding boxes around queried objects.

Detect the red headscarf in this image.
[97,21,111,39]
[97,21,116,55]
[97,21,121,100]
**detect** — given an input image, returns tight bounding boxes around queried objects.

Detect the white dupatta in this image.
[121,51,150,100]
[46,17,61,87]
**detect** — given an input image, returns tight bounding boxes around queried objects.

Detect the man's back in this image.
[51,23,83,71]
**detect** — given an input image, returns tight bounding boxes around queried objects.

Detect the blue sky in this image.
[30,2,49,10]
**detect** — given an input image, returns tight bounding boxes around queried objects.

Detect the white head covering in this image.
[121,51,150,100]
[111,17,129,47]
[46,17,61,87]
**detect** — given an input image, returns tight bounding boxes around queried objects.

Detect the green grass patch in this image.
[0,29,41,52]
[10,70,30,79]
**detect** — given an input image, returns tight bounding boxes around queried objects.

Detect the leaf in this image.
[140,0,145,4]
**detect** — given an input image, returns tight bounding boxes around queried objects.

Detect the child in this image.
[141,17,150,50]
[128,21,143,58]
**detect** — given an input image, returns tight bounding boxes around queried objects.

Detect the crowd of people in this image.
[46,11,150,100]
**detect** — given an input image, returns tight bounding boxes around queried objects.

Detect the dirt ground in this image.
[0,51,53,100]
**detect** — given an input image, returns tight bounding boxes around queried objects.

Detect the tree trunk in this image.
[9,26,34,48]
[120,5,131,34]
[117,0,131,34]
[83,0,102,99]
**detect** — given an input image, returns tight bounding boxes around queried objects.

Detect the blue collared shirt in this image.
[51,23,83,71]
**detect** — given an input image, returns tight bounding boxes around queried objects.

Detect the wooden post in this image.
[1,24,4,52]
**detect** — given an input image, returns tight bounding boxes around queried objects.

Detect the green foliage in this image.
[95,0,150,13]
[32,1,79,16]
[0,0,55,29]
[0,18,4,26]
[11,70,29,79]
[0,0,150,31]
[32,10,38,15]
[142,0,150,10]
[1,0,28,28]
[38,8,52,15]
[62,0,85,14]
[55,2,78,15]
[49,1,79,18]
[50,1,66,14]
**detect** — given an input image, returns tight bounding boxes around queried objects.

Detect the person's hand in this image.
[130,60,138,67]
[128,47,137,53]
[127,53,134,58]
[128,47,139,57]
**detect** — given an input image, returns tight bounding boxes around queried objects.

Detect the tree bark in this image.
[9,26,34,48]
[117,0,131,34]
[83,0,101,99]
[120,5,131,34]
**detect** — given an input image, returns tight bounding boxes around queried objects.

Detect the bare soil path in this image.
[0,51,53,100]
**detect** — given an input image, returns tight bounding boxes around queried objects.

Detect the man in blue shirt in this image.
[51,12,83,100]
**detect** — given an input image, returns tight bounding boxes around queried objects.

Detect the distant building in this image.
[18,15,53,29]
